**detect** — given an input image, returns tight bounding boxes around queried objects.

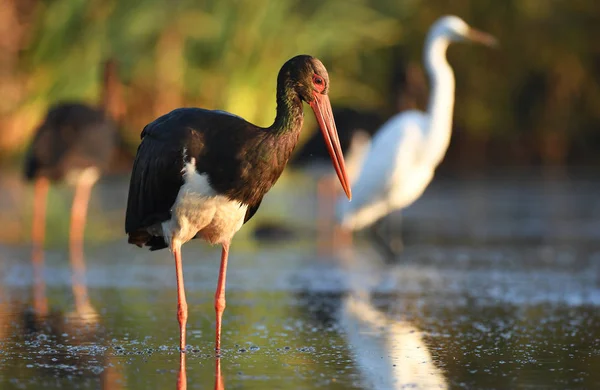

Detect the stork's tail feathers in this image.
[127,230,169,251]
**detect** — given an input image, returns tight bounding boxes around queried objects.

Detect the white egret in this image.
[337,15,497,257]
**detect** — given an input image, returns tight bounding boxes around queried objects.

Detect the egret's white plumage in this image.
[338,16,495,230]
[342,130,373,184]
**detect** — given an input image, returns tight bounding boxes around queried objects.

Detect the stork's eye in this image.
[312,74,325,92]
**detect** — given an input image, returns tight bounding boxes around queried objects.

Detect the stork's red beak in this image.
[309,93,352,200]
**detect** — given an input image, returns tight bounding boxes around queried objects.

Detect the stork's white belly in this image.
[160,158,248,247]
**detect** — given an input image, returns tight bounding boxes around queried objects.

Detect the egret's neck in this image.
[423,34,455,165]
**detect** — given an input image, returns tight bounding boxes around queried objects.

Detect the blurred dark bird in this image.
[337,16,497,259]
[125,55,351,353]
[24,60,123,281]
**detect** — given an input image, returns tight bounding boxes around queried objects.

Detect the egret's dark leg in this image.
[215,242,230,353]
[214,356,224,390]
[69,175,95,314]
[32,177,49,315]
[178,351,187,390]
[387,212,404,254]
[173,240,188,352]
[368,218,400,262]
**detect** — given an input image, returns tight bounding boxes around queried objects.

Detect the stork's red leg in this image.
[173,240,188,352]
[177,352,187,390]
[215,243,230,352]
[69,176,94,314]
[32,177,49,315]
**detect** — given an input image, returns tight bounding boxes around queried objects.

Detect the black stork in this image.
[24,60,121,309]
[125,55,352,353]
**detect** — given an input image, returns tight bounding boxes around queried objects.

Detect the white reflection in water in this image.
[339,292,447,389]
[337,249,447,389]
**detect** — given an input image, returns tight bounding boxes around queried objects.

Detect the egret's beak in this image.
[466,27,498,47]
[309,93,352,200]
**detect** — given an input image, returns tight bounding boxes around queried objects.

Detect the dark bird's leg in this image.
[172,239,188,352]
[317,176,353,252]
[333,224,353,250]
[316,176,336,252]
[69,174,95,314]
[100,356,125,390]
[215,242,230,353]
[178,351,187,390]
[214,357,224,390]
[31,177,49,315]
[368,218,402,262]
[387,212,404,254]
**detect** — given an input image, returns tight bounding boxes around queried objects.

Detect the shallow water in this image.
[1,170,600,389]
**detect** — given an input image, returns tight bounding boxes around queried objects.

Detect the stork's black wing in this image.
[125,112,205,250]
[126,107,276,250]
[244,198,262,224]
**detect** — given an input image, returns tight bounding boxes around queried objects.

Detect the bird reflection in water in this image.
[176,353,224,390]
[16,247,124,389]
[339,291,447,389]
[215,357,224,390]
[178,352,186,390]
[297,285,446,389]
[298,248,447,389]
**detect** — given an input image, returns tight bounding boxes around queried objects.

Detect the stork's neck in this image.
[265,79,305,166]
[423,33,455,165]
[271,80,305,135]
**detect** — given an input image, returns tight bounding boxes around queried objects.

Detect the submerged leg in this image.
[173,240,188,352]
[32,177,49,315]
[69,175,95,314]
[215,242,230,353]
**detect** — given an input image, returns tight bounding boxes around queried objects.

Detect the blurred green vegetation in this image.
[1,0,600,167]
